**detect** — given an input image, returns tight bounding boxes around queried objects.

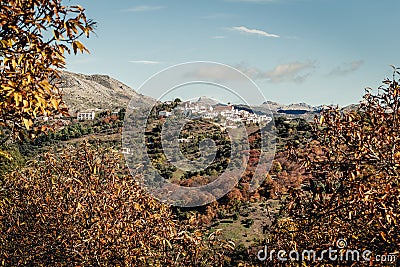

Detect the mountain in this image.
[341,103,359,113]
[260,101,317,112]
[196,96,219,106]
[246,101,358,121]
[58,71,154,114]
[58,71,357,120]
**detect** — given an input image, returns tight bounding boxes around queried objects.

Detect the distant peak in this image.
[196,96,219,105]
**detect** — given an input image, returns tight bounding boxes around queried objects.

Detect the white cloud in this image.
[230,26,280,38]
[123,5,164,12]
[238,61,316,83]
[184,62,314,83]
[129,60,163,65]
[328,60,364,76]
[212,36,226,39]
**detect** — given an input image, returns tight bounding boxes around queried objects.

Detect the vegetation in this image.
[268,70,400,266]
[0,0,95,140]
[0,143,25,176]
[1,72,399,265]
[145,115,232,183]
[0,143,234,266]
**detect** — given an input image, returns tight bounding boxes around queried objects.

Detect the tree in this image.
[0,143,233,266]
[118,107,126,121]
[0,0,95,140]
[269,69,400,266]
[271,160,282,174]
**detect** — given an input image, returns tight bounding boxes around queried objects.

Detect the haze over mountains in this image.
[60,71,356,118]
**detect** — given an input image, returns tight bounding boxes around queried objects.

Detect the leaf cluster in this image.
[268,71,400,266]
[0,0,95,139]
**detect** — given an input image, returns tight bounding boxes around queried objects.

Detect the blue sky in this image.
[65,0,399,106]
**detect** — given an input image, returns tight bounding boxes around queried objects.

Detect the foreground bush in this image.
[0,143,232,266]
[268,71,400,266]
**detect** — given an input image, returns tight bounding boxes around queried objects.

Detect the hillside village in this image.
[160,100,272,128]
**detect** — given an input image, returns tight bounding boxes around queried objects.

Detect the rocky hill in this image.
[195,96,219,106]
[58,71,154,114]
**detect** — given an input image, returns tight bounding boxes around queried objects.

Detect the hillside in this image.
[58,71,154,114]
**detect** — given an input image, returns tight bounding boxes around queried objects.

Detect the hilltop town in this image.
[159,99,273,129]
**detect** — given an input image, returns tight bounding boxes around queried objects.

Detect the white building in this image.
[177,138,191,143]
[173,101,272,126]
[121,147,131,154]
[159,110,172,117]
[77,111,95,120]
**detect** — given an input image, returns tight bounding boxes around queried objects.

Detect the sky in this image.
[65,0,400,106]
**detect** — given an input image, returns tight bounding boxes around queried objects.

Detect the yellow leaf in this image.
[319,115,325,125]
[58,45,64,54]
[163,239,172,250]
[0,150,13,161]
[14,93,22,106]
[23,118,33,130]
[51,98,59,110]
[72,41,88,54]
[380,231,389,243]
[77,202,84,211]
[18,54,24,65]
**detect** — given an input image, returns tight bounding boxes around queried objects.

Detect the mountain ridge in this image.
[59,71,357,119]
[58,71,154,114]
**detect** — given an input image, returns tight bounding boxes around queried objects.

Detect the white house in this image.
[177,138,191,143]
[77,111,96,120]
[121,147,131,154]
[159,110,172,117]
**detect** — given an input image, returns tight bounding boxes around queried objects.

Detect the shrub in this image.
[269,70,400,266]
[0,142,232,266]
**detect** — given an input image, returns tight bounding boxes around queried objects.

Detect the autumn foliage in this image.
[269,70,400,266]
[0,143,233,266]
[0,0,95,139]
